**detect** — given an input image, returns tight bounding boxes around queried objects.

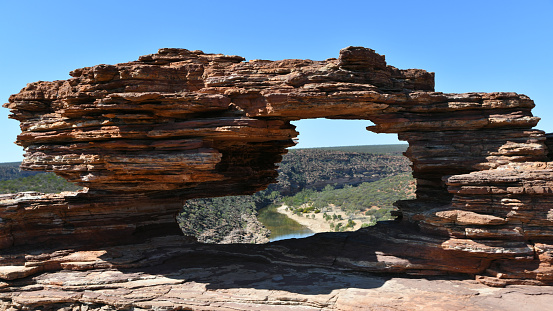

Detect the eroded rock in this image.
[2,47,553,309]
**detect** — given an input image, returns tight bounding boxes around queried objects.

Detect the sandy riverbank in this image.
[275,204,370,233]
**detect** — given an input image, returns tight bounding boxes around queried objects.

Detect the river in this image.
[257,204,315,242]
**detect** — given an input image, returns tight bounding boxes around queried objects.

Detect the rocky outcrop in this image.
[4,48,542,201]
[2,46,553,304]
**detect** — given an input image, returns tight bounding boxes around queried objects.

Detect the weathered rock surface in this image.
[2,46,553,309]
[1,234,553,310]
[5,47,542,198]
[0,190,186,250]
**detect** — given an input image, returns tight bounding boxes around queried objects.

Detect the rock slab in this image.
[1,235,553,310]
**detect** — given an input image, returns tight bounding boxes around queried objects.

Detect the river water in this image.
[257,205,315,242]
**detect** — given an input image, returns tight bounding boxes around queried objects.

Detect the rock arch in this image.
[2,47,552,285]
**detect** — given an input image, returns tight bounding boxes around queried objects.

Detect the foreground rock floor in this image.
[2,239,552,311]
[4,265,553,311]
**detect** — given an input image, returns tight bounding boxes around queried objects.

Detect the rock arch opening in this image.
[177,118,413,243]
[265,118,412,241]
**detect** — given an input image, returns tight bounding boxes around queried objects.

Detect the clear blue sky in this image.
[1,0,552,162]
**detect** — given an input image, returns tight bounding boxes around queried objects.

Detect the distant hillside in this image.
[0,172,81,194]
[0,162,80,194]
[0,162,21,166]
[291,144,408,154]
[0,162,39,181]
[273,147,411,195]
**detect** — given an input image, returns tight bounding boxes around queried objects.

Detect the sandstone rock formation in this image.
[2,235,553,311]
[2,46,553,308]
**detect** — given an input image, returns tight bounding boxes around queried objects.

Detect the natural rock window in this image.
[1,46,552,286]
[178,118,413,243]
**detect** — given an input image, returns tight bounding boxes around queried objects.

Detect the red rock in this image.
[0,235,552,310]
[2,46,553,294]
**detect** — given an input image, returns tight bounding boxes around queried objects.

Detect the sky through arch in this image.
[291,119,403,149]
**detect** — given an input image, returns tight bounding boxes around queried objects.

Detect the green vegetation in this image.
[282,173,415,231]
[179,195,258,234]
[0,162,40,181]
[177,194,270,243]
[0,162,81,194]
[0,172,81,194]
[270,148,410,195]
[283,173,414,214]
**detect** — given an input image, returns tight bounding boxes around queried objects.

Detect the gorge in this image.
[1,46,553,309]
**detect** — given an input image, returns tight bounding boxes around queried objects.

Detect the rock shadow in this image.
[104,222,464,295]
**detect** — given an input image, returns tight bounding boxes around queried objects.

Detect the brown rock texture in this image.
[1,235,553,310]
[2,46,553,308]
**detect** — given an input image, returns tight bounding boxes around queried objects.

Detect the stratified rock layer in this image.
[1,235,553,311]
[2,46,553,296]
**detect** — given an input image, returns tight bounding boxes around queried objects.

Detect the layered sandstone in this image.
[2,46,553,299]
[1,235,553,311]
